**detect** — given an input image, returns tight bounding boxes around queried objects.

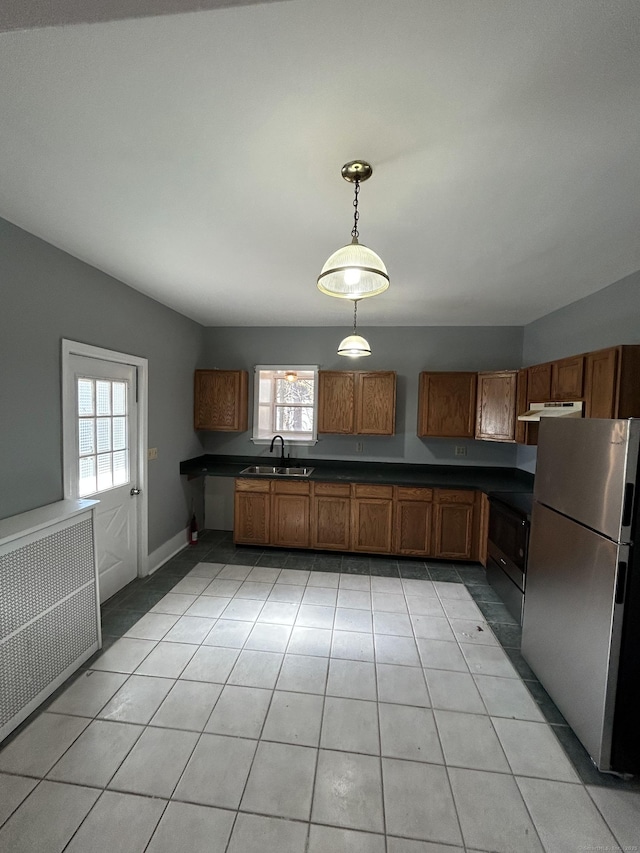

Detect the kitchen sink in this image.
[240,465,314,477]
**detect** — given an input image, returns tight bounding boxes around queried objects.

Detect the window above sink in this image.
[252,365,318,445]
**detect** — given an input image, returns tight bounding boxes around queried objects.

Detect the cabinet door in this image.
[417,372,477,438]
[515,369,530,445]
[394,488,433,556]
[616,346,640,418]
[551,356,584,400]
[234,480,270,545]
[317,372,355,434]
[352,486,393,553]
[585,348,618,419]
[475,371,517,442]
[356,372,396,435]
[194,370,248,431]
[271,493,310,548]
[433,490,475,560]
[527,363,552,402]
[311,484,351,551]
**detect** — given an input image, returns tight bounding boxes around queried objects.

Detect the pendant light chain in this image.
[351,179,360,240]
[317,159,389,300]
[352,299,358,333]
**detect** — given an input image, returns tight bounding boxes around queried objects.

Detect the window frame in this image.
[252,364,319,445]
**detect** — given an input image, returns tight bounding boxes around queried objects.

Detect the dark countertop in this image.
[180,454,534,494]
[487,490,534,518]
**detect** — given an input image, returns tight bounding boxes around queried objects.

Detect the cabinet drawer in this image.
[272,480,310,495]
[435,489,475,504]
[353,484,394,499]
[396,487,433,502]
[313,482,351,497]
[235,478,270,493]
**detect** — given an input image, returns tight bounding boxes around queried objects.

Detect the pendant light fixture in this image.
[317,160,389,300]
[337,300,371,358]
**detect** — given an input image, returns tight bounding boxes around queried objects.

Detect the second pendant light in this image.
[337,300,371,358]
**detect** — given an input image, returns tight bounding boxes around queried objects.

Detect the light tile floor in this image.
[1,531,639,853]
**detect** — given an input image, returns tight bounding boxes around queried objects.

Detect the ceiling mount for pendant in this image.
[317,159,390,300]
[340,160,373,183]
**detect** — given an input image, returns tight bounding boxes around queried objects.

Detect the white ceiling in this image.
[1,0,639,327]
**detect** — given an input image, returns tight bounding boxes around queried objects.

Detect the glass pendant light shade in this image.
[317,238,389,299]
[337,333,372,358]
[337,298,372,358]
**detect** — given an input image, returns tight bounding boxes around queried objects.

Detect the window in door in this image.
[77,377,130,496]
[252,366,318,443]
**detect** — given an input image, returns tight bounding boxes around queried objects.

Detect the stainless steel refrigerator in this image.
[522,418,640,774]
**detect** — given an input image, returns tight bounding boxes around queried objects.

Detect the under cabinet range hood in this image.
[518,401,584,422]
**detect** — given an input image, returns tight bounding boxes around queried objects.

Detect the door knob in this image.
[130,487,141,496]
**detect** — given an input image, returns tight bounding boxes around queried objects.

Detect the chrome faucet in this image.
[270,434,286,467]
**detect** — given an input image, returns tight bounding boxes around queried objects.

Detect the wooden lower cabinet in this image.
[234,479,270,545]
[433,489,475,560]
[235,479,483,561]
[271,493,310,548]
[352,485,394,553]
[394,487,433,556]
[311,483,351,551]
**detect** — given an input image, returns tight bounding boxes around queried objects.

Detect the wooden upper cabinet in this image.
[194,369,248,431]
[417,372,477,438]
[515,369,531,445]
[585,345,640,419]
[317,371,355,434]
[585,348,618,418]
[318,371,396,435]
[527,363,552,402]
[475,371,517,442]
[356,372,396,435]
[551,355,584,400]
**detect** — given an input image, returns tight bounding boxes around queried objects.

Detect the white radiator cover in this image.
[0,500,101,743]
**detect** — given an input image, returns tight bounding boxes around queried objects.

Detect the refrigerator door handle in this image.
[622,483,634,528]
[615,562,628,605]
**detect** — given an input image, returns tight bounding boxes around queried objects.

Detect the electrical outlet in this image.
[147,447,158,460]
[454,445,467,457]
[356,441,364,453]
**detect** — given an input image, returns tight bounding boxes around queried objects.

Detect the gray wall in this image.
[0,218,205,553]
[522,269,640,366]
[517,268,640,473]
[201,325,524,467]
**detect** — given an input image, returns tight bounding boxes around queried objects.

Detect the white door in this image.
[66,354,140,602]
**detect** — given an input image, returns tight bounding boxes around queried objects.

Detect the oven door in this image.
[486,497,530,625]
[486,554,524,625]
[488,499,529,574]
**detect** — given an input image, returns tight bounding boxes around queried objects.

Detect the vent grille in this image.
[0,519,94,637]
[0,586,97,728]
[0,512,99,739]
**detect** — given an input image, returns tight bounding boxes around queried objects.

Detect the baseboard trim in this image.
[147,526,189,576]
